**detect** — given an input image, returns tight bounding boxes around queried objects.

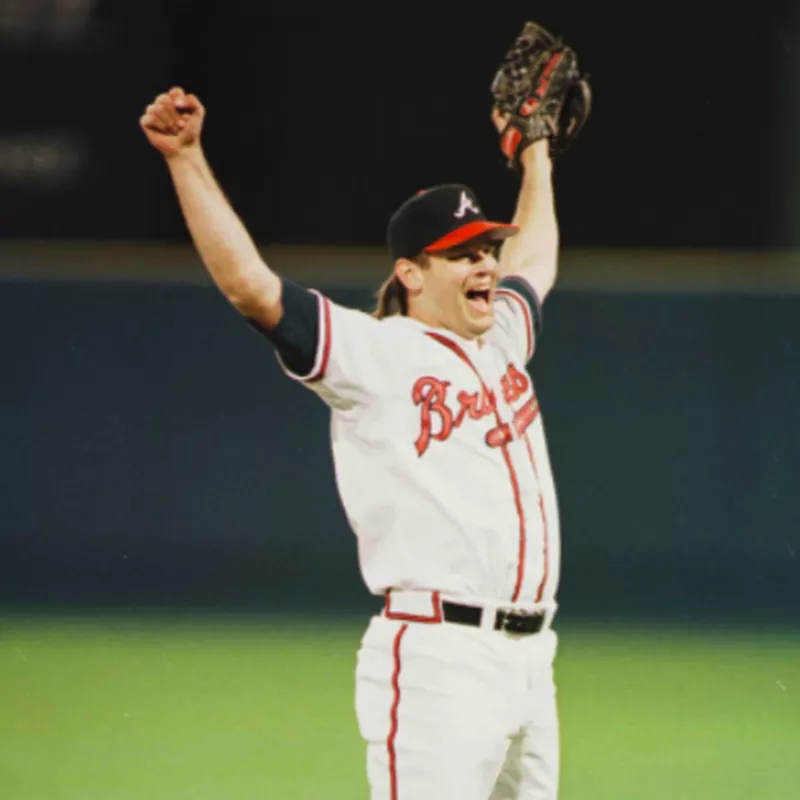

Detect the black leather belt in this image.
[442,600,546,635]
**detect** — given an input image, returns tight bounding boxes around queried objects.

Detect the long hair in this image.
[373,252,429,319]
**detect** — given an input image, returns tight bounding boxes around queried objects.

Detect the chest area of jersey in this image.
[411,349,538,457]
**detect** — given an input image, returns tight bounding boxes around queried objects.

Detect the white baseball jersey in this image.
[278,280,560,610]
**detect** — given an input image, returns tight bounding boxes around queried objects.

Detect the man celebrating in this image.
[140,21,589,800]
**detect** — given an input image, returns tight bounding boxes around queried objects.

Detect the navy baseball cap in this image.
[387,184,519,261]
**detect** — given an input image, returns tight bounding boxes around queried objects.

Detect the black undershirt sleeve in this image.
[251,277,320,376]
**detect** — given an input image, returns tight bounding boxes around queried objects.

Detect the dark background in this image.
[1,0,798,625]
[1,0,796,247]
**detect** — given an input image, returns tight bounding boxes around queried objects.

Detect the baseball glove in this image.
[491,22,591,169]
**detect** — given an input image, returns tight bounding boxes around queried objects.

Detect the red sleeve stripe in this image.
[495,288,534,361]
[304,291,332,383]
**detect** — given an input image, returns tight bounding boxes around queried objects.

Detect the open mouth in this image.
[465,289,492,314]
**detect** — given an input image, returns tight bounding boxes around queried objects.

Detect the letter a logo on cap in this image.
[454,190,479,219]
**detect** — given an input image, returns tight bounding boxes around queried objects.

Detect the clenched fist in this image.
[140,86,205,158]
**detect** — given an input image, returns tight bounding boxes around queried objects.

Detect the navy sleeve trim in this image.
[495,275,543,362]
[497,276,543,333]
[256,277,321,378]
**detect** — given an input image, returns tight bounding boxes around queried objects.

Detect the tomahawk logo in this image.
[454,190,479,219]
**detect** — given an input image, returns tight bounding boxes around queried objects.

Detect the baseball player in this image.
[139,23,589,800]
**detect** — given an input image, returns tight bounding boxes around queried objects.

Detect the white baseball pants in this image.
[354,610,560,800]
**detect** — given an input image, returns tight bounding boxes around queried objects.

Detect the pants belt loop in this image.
[480,603,497,632]
[385,589,443,624]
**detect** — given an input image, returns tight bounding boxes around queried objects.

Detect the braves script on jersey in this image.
[279,279,560,613]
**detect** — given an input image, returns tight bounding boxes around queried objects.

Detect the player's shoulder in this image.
[378,313,444,355]
[488,275,543,364]
[493,275,542,328]
[376,312,432,336]
[328,304,439,363]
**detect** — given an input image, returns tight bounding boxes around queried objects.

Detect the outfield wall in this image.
[1,245,798,623]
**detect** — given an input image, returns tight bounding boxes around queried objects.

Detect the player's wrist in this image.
[519,139,551,166]
[518,141,553,180]
[164,140,203,162]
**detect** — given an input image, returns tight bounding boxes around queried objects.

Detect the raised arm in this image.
[498,141,558,302]
[139,87,282,330]
[487,21,591,306]
[139,86,404,406]
[491,108,558,303]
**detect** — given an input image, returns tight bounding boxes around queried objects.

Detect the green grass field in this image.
[2,613,799,799]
